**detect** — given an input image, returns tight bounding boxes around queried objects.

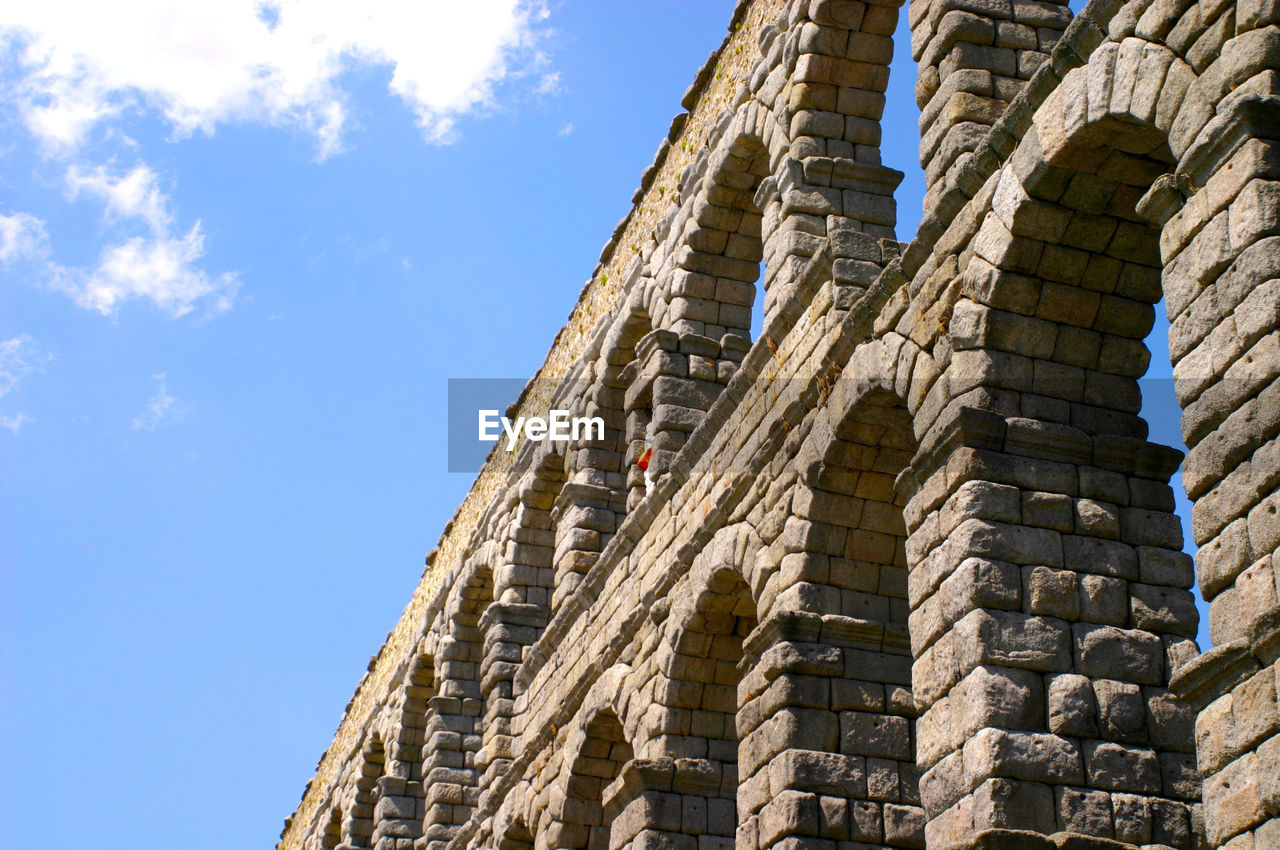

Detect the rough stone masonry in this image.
[278,0,1280,846]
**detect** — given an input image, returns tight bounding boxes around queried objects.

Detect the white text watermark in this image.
[478,410,605,450]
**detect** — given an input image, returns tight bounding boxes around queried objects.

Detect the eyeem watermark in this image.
[448,379,607,472]
[478,409,604,450]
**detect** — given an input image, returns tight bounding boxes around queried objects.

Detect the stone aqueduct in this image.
[280,0,1280,846]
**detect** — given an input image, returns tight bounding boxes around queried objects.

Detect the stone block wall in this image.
[278,0,1280,848]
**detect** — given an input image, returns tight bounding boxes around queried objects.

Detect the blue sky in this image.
[1,2,1201,848]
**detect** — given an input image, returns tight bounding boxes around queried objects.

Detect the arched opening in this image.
[664,566,758,764]
[363,648,436,847]
[320,806,342,850]
[822,392,922,846]
[617,563,756,848]
[400,649,436,781]
[1010,78,1213,654]
[610,133,772,519]
[515,448,563,612]
[807,390,916,632]
[750,259,766,342]
[552,316,646,611]
[740,389,925,848]
[985,24,1280,850]
[349,736,385,848]
[421,561,493,846]
[552,709,636,849]
[884,0,926,248]
[473,455,564,804]
[911,48,1206,841]
[671,133,770,341]
[622,327,657,515]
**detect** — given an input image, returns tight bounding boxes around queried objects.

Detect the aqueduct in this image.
[280,0,1280,846]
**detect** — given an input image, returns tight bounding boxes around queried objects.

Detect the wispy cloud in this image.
[537,71,562,96]
[0,335,52,434]
[2,166,238,318]
[48,163,240,317]
[2,2,559,323]
[2,0,556,156]
[131,372,179,431]
[557,122,574,137]
[66,162,170,231]
[0,211,49,263]
[1,412,29,434]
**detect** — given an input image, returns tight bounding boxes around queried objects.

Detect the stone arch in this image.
[346,734,386,848]
[320,805,342,850]
[1019,26,1279,850]
[472,450,564,810]
[604,534,755,850]
[478,491,562,810]
[388,645,435,780]
[778,387,916,626]
[551,306,651,610]
[895,31,1216,846]
[653,127,771,342]
[488,779,539,850]
[732,380,926,849]
[647,555,758,763]
[944,34,1202,456]
[369,644,435,846]
[544,706,636,850]
[575,660,637,747]
[617,316,663,515]
[418,557,494,848]
[530,664,635,849]
[1034,38,1185,169]
[454,550,497,628]
[452,548,496,720]
[507,444,563,611]
[979,38,1189,442]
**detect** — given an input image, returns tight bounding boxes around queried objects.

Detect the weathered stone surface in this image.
[278,1,1280,848]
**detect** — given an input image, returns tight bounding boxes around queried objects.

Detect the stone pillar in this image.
[1156,84,1280,849]
[715,0,907,326]
[621,329,748,512]
[735,612,926,850]
[554,351,633,610]
[373,775,423,850]
[553,480,623,609]
[418,636,482,850]
[602,758,736,850]
[910,0,1070,188]
[476,602,549,813]
[665,148,766,342]
[500,490,556,614]
[372,649,434,849]
[903,411,1201,849]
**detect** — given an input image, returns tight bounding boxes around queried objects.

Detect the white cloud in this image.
[0,211,49,263]
[0,335,50,397]
[1,166,236,318]
[3,0,554,156]
[557,122,574,137]
[537,71,562,96]
[1,412,29,434]
[66,162,170,231]
[51,163,239,317]
[0,335,52,434]
[131,372,179,431]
